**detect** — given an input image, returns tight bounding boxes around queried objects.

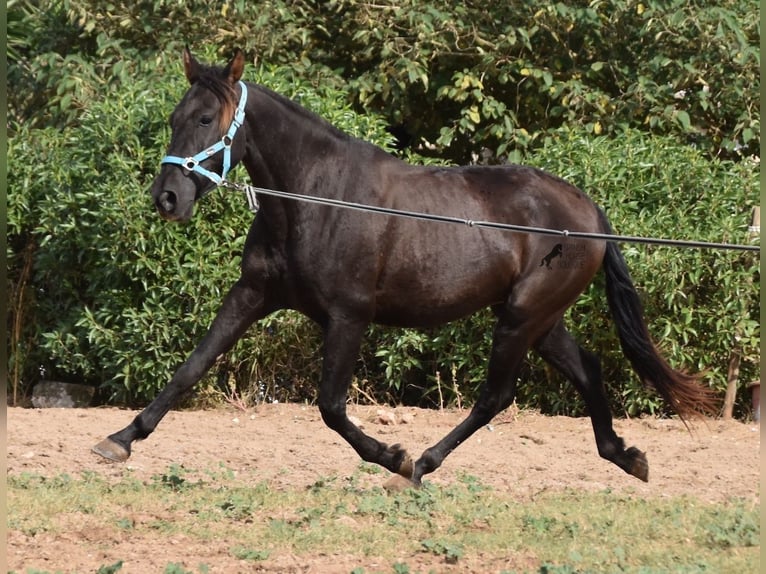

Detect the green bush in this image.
[7,2,759,417]
[9,1,760,162]
[328,0,760,163]
[8,61,758,416]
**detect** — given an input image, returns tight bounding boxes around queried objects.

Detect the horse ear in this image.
[225,49,245,84]
[183,46,199,84]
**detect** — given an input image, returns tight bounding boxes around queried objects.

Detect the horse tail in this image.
[598,211,719,421]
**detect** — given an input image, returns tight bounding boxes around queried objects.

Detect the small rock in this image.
[383,474,418,492]
[399,413,415,424]
[376,409,397,425]
[348,415,364,429]
[31,381,94,408]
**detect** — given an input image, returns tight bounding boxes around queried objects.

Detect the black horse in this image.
[93,49,716,485]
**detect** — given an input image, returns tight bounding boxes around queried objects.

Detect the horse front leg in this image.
[92,277,271,462]
[317,316,413,477]
[410,317,530,485]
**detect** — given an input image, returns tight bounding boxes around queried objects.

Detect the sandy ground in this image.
[6,404,760,573]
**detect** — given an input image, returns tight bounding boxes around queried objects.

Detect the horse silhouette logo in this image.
[539,243,563,269]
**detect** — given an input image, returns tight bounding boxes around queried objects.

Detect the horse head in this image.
[151,48,247,221]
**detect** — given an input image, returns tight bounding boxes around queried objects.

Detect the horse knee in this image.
[318,398,346,431]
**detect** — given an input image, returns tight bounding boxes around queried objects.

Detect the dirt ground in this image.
[6,404,761,573]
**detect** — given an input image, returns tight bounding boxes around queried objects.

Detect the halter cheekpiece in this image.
[161,80,248,186]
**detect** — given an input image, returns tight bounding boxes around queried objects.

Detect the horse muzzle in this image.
[154,189,193,222]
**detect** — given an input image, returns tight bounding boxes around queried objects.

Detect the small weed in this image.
[539,565,579,574]
[218,492,258,521]
[8,471,44,489]
[394,484,437,519]
[230,545,270,561]
[48,474,73,488]
[354,491,391,519]
[80,470,103,483]
[455,472,489,494]
[204,462,236,482]
[522,513,558,534]
[420,538,463,564]
[96,562,124,574]
[357,461,384,475]
[296,505,328,526]
[307,475,337,493]
[392,563,411,574]
[148,518,176,533]
[152,463,197,491]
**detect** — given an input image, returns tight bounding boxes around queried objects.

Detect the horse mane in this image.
[193,63,362,146]
[250,84,353,143]
[191,64,238,138]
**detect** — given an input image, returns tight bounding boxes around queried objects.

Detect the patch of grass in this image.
[9,563,215,574]
[230,545,270,561]
[7,464,760,573]
[420,538,464,564]
[96,562,124,574]
[702,504,760,548]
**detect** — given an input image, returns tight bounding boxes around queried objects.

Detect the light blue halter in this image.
[161,80,248,186]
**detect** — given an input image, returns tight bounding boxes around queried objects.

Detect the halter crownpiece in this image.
[161,80,248,186]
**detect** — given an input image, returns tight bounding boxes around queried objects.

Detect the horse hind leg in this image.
[534,320,649,482]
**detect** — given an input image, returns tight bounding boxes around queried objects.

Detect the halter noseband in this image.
[161,80,248,187]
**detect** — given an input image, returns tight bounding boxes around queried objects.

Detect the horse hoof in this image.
[383,474,419,492]
[92,438,130,462]
[626,446,649,482]
[397,450,414,478]
[384,443,413,478]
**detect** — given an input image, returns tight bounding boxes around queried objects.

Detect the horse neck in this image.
[240,85,349,199]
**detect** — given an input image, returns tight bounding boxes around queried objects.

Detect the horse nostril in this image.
[157,190,177,212]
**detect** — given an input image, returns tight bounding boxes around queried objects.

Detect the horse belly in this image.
[372,245,513,328]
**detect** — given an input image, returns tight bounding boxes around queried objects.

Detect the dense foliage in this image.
[7,1,760,418]
[9,0,759,162]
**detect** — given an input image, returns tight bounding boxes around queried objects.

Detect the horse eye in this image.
[199,116,213,127]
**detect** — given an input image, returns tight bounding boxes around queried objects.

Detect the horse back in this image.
[364,162,606,326]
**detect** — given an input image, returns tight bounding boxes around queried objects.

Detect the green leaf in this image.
[676,110,691,131]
